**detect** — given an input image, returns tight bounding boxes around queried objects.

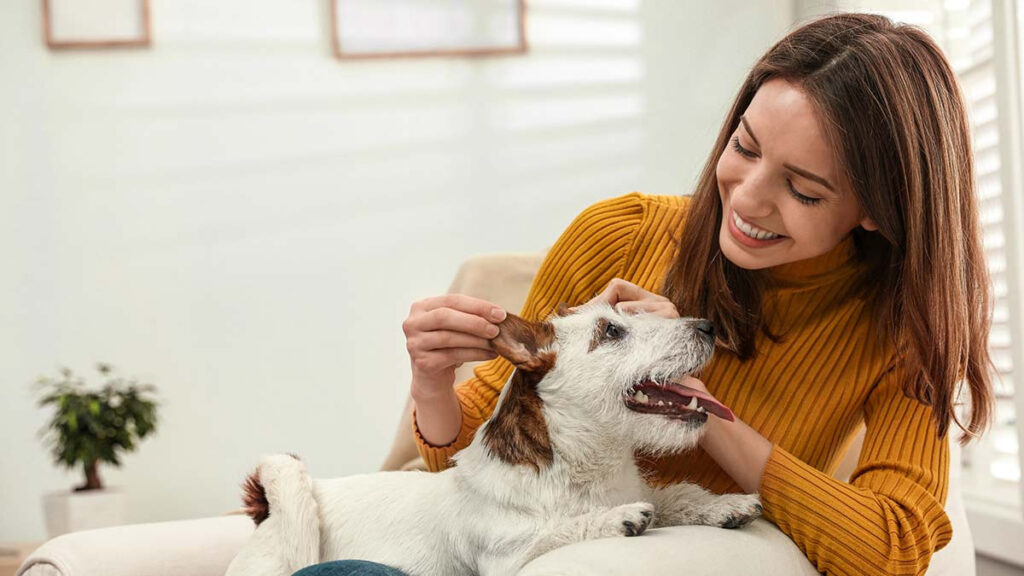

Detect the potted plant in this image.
[35,363,159,537]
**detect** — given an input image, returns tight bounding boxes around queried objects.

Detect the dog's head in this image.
[483,303,729,470]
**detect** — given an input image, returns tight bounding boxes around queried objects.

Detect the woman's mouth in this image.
[728,210,787,247]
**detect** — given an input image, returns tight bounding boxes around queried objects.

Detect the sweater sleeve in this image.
[413,193,647,471]
[758,364,953,576]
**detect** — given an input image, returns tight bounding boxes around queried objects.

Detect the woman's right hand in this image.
[403,294,507,401]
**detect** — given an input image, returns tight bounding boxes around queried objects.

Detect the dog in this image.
[225,303,762,576]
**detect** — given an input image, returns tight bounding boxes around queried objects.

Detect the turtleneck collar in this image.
[765,235,860,290]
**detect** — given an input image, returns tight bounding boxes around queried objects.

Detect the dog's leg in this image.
[522,501,654,562]
[650,482,762,529]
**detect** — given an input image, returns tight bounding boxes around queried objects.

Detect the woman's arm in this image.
[753,366,952,575]
[693,388,773,494]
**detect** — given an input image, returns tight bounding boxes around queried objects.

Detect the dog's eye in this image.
[604,322,623,340]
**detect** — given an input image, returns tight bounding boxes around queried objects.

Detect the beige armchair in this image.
[17,251,975,576]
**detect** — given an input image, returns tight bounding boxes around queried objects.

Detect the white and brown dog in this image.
[225,304,761,576]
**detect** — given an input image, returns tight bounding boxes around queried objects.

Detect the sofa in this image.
[16,252,976,576]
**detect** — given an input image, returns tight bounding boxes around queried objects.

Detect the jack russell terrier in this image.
[225,303,762,576]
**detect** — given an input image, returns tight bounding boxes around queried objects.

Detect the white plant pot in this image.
[43,488,126,538]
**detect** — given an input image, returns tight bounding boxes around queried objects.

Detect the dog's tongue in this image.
[665,381,734,422]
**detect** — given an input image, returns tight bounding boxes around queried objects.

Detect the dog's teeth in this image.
[657,400,665,406]
[633,390,649,404]
[686,396,698,410]
[697,406,707,414]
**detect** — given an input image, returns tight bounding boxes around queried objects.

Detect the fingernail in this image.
[491,308,506,321]
[488,325,501,338]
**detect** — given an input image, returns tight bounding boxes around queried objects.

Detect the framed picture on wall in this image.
[43,0,152,50]
[331,0,527,60]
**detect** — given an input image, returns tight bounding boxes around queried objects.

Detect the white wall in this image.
[0,0,793,541]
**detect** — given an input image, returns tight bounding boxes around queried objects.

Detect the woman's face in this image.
[716,78,877,270]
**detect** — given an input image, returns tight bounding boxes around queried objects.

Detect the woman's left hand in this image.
[580,278,680,319]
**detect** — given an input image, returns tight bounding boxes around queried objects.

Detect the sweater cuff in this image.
[758,444,809,527]
[413,398,487,472]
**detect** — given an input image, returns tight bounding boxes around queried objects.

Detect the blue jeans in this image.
[292,560,409,576]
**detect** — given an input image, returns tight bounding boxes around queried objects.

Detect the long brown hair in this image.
[662,12,994,443]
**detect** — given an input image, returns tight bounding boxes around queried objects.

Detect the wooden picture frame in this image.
[330,0,527,60]
[43,0,152,50]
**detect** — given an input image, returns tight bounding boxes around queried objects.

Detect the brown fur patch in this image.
[489,314,555,371]
[242,469,269,525]
[482,362,555,472]
[484,313,556,471]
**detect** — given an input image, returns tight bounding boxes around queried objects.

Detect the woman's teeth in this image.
[733,212,781,240]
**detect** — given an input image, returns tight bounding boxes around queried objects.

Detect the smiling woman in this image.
[403,12,994,576]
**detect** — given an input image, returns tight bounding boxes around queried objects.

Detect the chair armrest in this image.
[517,520,820,576]
[16,515,252,576]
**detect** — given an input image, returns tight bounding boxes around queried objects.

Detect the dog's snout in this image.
[695,320,715,339]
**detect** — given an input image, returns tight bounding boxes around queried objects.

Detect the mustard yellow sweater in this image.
[414,193,951,575]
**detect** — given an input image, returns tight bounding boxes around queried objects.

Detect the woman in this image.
[301,11,993,576]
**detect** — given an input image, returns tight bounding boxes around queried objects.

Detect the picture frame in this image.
[43,0,152,50]
[330,0,527,60]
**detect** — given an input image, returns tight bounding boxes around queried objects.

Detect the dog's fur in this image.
[225,304,762,576]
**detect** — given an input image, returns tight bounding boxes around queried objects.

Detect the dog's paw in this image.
[714,494,762,529]
[597,502,655,537]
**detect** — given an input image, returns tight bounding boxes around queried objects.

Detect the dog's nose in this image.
[695,320,715,339]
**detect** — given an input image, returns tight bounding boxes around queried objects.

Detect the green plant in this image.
[35,363,159,491]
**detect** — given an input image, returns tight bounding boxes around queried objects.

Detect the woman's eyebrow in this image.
[740,115,838,194]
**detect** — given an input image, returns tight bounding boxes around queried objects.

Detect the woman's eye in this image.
[730,136,757,159]
[604,323,622,340]
[730,135,824,207]
[787,180,823,206]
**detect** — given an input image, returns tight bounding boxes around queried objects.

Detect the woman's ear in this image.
[859,214,879,232]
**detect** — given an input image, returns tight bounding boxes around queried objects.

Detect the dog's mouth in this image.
[623,380,735,423]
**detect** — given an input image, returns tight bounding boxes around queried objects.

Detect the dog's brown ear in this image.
[491,313,555,373]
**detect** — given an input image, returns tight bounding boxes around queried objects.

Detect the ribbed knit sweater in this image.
[414,193,951,575]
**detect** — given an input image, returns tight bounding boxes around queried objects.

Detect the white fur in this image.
[225,304,762,576]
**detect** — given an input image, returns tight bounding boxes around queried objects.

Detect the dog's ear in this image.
[491,313,555,373]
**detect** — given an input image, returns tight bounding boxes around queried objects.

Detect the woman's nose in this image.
[729,168,775,218]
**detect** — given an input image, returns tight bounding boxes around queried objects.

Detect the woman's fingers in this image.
[615,300,680,319]
[410,330,494,353]
[411,348,499,375]
[571,278,678,318]
[595,278,657,306]
[413,293,506,322]
[405,294,507,394]
[404,306,502,341]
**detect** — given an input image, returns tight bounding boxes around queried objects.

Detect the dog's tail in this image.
[237,454,320,572]
[242,468,270,525]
